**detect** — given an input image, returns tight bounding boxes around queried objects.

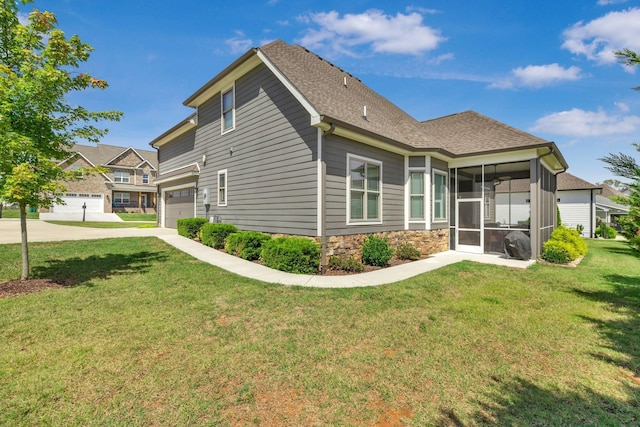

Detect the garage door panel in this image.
[165,188,195,228]
[52,194,104,213]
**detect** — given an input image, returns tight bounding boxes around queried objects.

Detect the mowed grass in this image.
[0,209,38,219]
[0,238,638,426]
[44,220,156,228]
[116,213,157,222]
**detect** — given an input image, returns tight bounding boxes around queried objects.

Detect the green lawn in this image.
[1,239,638,426]
[0,209,39,219]
[116,212,157,222]
[44,220,156,228]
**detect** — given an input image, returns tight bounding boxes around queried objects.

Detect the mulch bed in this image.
[0,278,68,299]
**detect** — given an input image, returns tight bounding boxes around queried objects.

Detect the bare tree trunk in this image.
[20,203,29,280]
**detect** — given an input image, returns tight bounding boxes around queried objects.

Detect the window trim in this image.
[409,170,426,221]
[346,154,383,225]
[432,168,448,222]
[142,173,149,184]
[218,169,228,207]
[114,192,130,204]
[114,171,130,184]
[221,84,235,134]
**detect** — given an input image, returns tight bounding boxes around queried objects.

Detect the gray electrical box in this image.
[202,188,210,205]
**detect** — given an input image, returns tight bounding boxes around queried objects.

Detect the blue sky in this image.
[20,0,640,184]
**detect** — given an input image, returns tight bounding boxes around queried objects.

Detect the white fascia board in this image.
[448,149,540,169]
[150,118,197,148]
[256,50,321,125]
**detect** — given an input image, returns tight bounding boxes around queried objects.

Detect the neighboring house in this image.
[496,172,631,238]
[555,173,600,238]
[596,184,630,228]
[53,143,158,214]
[150,40,568,265]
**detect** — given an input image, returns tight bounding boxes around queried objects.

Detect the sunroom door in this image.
[456,198,483,254]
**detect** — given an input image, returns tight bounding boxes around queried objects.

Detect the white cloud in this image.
[615,101,630,112]
[428,53,454,65]
[562,8,640,65]
[17,12,29,25]
[490,64,583,89]
[297,9,445,57]
[405,6,439,15]
[225,37,253,54]
[597,0,628,5]
[530,107,640,137]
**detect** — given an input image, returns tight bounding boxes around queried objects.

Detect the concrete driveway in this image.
[0,219,176,244]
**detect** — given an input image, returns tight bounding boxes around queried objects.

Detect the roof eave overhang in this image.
[183,50,261,108]
[316,116,452,158]
[149,114,197,148]
[154,171,199,185]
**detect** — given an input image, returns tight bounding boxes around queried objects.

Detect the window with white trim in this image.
[114,171,130,183]
[409,171,425,220]
[433,169,448,221]
[114,192,130,204]
[218,169,227,206]
[221,86,235,133]
[348,155,381,222]
[142,173,149,184]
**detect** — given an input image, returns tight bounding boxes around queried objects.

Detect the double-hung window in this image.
[433,169,448,222]
[348,155,382,223]
[218,169,227,206]
[409,171,425,220]
[221,86,235,133]
[114,171,130,183]
[142,173,149,184]
[114,192,130,204]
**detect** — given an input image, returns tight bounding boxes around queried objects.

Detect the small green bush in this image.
[225,231,271,260]
[328,255,365,273]
[550,226,588,256]
[396,243,421,260]
[261,237,320,274]
[200,223,238,249]
[176,218,208,239]
[595,224,617,239]
[361,235,394,267]
[542,239,580,263]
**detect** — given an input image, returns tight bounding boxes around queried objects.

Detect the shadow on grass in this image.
[437,253,640,425]
[31,251,168,286]
[438,377,638,426]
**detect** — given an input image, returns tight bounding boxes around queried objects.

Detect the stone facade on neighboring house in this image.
[52,143,158,215]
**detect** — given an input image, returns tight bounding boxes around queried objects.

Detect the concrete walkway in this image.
[0,219,535,288]
[158,234,535,288]
[0,218,176,244]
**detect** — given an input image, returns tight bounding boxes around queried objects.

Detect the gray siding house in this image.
[150,40,568,265]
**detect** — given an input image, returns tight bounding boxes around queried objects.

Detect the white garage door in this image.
[52,193,104,213]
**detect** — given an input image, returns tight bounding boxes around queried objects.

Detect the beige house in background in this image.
[53,143,158,214]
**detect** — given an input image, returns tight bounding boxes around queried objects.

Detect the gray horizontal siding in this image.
[194,63,318,236]
[325,135,404,236]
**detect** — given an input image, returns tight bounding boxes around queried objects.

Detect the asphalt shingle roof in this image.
[70,143,158,169]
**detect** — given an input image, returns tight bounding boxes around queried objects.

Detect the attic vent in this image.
[363,105,367,120]
[343,77,348,87]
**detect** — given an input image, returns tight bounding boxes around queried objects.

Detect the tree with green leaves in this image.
[598,49,640,253]
[0,0,122,279]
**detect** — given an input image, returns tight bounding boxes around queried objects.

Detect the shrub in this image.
[396,243,421,260]
[176,217,208,239]
[550,226,588,256]
[200,223,238,249]
[261,237,320,274]
[542,240,579,264]
[628,236,640,255]
[361,235,394,267]
[595,224,617,239]
[225,231,271,260]
[327,255,365,273]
